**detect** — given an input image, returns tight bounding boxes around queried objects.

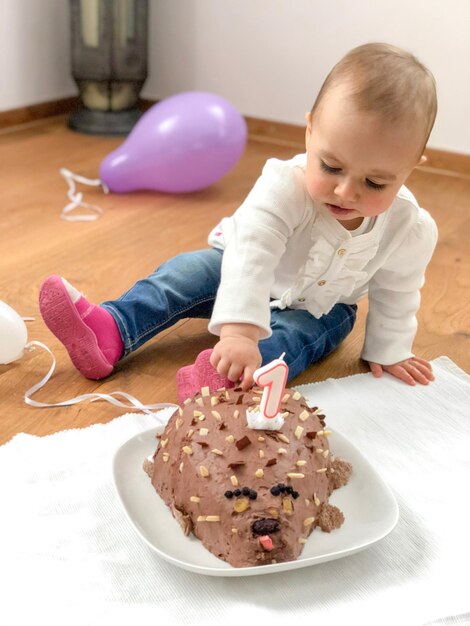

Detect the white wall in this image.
[1,0,469,155]
[0,0,75,111]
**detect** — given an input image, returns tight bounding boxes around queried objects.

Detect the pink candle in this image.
[253,354,289,419]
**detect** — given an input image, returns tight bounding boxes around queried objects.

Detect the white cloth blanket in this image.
[0,356,469,626]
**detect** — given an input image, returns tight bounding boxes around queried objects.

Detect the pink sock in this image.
[74,297,124,365]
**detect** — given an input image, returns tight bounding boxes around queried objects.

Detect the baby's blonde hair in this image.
[311,43,437,155]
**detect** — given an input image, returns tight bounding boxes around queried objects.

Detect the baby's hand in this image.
[368,357,434,386]
[210,324,262,391]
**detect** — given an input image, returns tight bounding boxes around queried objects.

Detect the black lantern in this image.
[68,0,149,135]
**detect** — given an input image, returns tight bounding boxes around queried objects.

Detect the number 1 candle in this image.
[246,353,289,430]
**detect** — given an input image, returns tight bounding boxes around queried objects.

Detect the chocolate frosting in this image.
[147,386,351,567]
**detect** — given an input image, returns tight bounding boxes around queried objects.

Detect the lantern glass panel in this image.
[69,0,149,135]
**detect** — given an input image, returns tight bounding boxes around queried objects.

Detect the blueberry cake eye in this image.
[224,487,257,500]
[270,483,299,498]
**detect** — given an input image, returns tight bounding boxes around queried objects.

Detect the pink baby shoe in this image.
[176,348,234,404]
[39,275,122,380]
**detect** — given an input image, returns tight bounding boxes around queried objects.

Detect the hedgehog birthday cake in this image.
[144,379,352,568]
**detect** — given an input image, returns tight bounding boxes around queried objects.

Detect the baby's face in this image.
[304,86,425,228]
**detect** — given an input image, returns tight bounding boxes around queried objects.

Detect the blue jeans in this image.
[102,249,357,381]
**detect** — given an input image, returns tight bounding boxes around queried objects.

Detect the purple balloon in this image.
[99,92,247,193]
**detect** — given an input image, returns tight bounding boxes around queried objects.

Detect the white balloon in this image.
[0,300,28,364]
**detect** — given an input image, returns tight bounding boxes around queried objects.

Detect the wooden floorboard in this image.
[0,115,468,444]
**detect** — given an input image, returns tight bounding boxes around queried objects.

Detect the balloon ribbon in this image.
[60,168,109,222]
[23,341,179,417]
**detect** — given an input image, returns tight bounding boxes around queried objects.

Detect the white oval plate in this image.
[112,425,399,577]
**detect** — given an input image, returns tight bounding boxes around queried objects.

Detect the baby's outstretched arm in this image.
[367,357,434,386]
[210,323,262,391]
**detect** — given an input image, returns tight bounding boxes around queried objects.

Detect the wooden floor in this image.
[0,116,469,445]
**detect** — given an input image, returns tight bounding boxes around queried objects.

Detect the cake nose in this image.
[251,518,280,536]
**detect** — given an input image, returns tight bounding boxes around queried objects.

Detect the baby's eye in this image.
[365,178,386,191]
[320,160,341,175]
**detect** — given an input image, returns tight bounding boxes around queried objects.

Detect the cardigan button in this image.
[317,280,326,286]
[298,297,306,302]
[337,248,346,256]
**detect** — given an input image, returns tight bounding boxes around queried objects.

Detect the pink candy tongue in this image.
[259,535,274,551]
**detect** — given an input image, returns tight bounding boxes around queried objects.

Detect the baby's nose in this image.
[335,179,359,204]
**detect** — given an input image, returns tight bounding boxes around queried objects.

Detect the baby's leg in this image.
[39,249,222,379]
[259,304,357,381]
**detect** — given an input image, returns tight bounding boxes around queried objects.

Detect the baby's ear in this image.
[305,112,313,147]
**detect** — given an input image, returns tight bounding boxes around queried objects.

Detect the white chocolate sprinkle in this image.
[225,435,235,444]
[199,465,209,477]
[230,475,238,487]
[255,468,264,478]
[199,428,208,436]
[299,410,310,422]
[296,460,307,466]
[175,418,184,430]
[190,496,200,503]
[278,434,290,444]
[294,426,304,439]
[292,391,301,400]
[287,472,305,479]
[211,410,222,421]
[201,386,210,397]
[211,448,224,456]
[278,447,287,454]
[195,398,204,407]
[282,393,290,402]
[303,516,315,526]
[210,396,219,407]
[182,446,193,455]
[316,468,327,473]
